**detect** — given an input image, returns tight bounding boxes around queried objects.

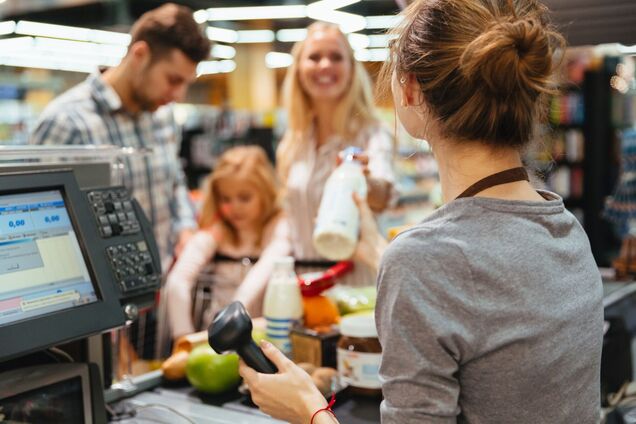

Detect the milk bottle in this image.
[262,256,303,355]
[313,147,368,261]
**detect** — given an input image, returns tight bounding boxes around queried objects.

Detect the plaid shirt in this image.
[30,72,196,270]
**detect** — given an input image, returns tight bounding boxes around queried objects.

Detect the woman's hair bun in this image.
[460,17,553,98]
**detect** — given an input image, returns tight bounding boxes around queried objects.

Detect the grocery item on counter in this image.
[337,312,382,397]
[263,256,303,355]
[313,146,367,261]
[185,344,241,394]
[297,362,338,397]
[298,261,353,297]
[326,285,377,315]
[162,326,267,380]
[161,331,209,380]
[302,295,340,329]
[298,262,352,329]
[291,325,340,368]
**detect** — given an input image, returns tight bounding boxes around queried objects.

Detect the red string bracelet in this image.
[310,393,337,424]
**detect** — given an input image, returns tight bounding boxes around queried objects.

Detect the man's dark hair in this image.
[130,3,210,63]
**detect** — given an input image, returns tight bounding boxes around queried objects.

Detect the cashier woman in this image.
[239,0,603,423]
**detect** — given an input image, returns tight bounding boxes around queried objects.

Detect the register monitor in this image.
[0,170,124,362]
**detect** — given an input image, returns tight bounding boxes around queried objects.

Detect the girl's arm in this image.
[232,213,292,316]
[165,228,219,339]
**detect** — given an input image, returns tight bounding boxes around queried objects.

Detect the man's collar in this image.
[88,70,124,113]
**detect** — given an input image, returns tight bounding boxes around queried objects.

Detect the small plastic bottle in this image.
[263,256,303,355]
[313,146,368,261]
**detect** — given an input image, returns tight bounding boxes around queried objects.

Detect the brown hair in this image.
[382,0,565,147]
[130,3,210,63]
[199,146,280,247]
[277,22,380,182]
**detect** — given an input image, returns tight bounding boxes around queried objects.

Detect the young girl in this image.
[165,145,288,341]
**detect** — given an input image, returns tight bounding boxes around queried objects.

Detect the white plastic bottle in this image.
[263,256,303,355]
[313,147,368,261]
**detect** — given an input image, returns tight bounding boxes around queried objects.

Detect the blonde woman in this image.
[277,21,396,287]
[240,1,602,423]
[165,146,288,340]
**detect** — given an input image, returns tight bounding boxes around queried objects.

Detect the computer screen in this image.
[0,170,124,362]
[0,189,98,327]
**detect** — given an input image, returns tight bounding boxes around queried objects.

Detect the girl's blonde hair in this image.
[276,21,380,182]
[199,145,280,247]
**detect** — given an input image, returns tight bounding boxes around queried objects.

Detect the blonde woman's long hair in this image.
[277,22,380,182]
[199,145,280,248]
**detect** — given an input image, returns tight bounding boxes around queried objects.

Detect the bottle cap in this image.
[340,146,364,163]
[339,312,377,338]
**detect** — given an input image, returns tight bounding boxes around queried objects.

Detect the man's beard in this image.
[131,88,159,112]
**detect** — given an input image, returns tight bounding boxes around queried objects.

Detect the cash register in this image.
[0,169,161,423]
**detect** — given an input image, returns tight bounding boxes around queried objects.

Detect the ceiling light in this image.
[211,44,236,59]
[310,0,361,9]
[193,9,208,24]
[365,15,403,29]
[0,37,33,53]
[236,30,275,44]
[197,60,236,76]
[0,52,99,73]
[367,33,396,48]
[618,44,636,55]
[347,33,369,50]
[276,28,308,43]
[89,29,130,46]
[306,7,365,33]
[354,48,389,62]
[205,5,307,21]
[33,37,125,61]
[15,21,130,46]
[0,21,16,36]
[265,52,293,68]
[207,26,239,44]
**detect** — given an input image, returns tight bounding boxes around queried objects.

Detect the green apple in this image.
[186,345,240,394]
[252,327,268,345]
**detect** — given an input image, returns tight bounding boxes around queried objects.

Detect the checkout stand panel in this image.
[109,375,381,424]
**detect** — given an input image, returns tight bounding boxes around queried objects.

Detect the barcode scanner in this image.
[208,301,278,374]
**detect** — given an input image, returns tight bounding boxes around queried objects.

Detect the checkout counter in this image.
[0,147,382,423]
[2,146,635,423]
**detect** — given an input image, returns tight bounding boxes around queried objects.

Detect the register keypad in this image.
[87,188,140,238]
[107,241,159,294]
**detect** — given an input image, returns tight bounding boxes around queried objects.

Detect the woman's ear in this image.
[401,73,422,107]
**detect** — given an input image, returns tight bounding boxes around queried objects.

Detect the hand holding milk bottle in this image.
[313,146,368,261]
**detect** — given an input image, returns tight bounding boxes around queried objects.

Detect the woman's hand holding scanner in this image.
[352,193,388,272]
[208,301,277,374]
[239,340,337,424]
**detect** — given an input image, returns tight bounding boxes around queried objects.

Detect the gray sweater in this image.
[376,191,603,423]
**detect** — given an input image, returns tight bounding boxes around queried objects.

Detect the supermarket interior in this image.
[0,0,635,423]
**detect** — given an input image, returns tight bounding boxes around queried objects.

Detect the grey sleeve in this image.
[376,234,477,424]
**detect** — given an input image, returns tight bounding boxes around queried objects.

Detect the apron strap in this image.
[456,167,529,199]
